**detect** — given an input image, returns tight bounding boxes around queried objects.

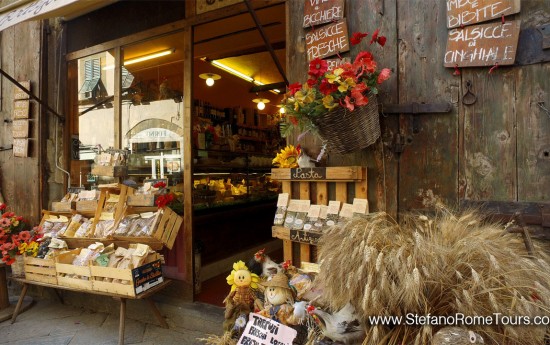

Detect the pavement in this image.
[0,289,225,345]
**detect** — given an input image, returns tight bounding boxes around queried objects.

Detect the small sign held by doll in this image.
[237,313,297,345]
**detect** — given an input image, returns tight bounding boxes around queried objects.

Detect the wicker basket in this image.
[313,93,380,154]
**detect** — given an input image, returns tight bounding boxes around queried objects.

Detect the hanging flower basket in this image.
[312,93,380,154]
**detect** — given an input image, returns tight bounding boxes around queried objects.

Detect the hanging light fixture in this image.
[199,73,221,86]
[252,98,270,110]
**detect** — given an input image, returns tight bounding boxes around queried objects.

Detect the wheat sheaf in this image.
[316,206,550,345]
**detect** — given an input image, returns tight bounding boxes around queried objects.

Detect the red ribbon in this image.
[453,64,461,76]
[489,62,499,74]
[501,14,505,24]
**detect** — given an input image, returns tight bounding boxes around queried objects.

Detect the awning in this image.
[0,0,117,32]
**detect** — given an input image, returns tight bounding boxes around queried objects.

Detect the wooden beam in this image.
[204,41,285,61]
[243,0,288,86]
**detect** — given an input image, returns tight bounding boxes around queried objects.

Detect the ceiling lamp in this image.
[199,73,221,86]
[252,98,270,110]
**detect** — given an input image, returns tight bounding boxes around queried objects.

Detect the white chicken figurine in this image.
[432,327,484,345]
[307,303,365,344]
[247,248,281,279]
[296,144,316,168]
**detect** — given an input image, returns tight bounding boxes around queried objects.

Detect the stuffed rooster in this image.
[247,248,281,279]
[307,303,364,344]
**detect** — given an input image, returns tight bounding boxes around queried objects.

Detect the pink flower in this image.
[377,68,391,84]
[308,58,328,78]
[343,96,355,111]
[0,218,11,228]
[19,230,31,242]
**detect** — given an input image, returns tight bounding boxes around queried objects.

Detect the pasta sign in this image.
[305,19,349,61]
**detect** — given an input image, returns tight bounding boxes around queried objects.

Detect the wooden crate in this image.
[152,207,183,250]
[24,255,57,285]
[271,166,368,266]
[51,201,74,213]
[91,253,162,297]
[76,200,98,213]
[91,165,128,177]
[55,249,93,290]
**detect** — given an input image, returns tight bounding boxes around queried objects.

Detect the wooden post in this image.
[0,264,8,310]
[118,298,126,345]
[11,283,28,324]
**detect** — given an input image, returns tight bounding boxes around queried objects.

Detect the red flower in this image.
[308,58,328,78]
[156,193,175,209]
[0,203,5,211]
[350,32,368,46]
[370,29,386,46]
[2,256,15,265]
[289,116,299,126]
[282,260,292,270]
[153,181,167,189]
[343,96,355,111]
[306,305,316,314]
[288,82,302,96]
[370,29,380,44]
[319,79,337,95]
[306,78,317,87]
[377,68,391,84]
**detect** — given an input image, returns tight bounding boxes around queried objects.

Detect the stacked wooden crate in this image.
[271,166,368,266]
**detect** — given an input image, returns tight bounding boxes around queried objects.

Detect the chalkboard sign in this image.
[289,229,322,245]
[303,0,344,28]
[305,19,349,61]
[13,138,28,158]
[447,0,520,29]
[13,81,30,100]
[12,120,29,138]
[444,20,520,67]
[14,100,29,119]
[290,167,327,180]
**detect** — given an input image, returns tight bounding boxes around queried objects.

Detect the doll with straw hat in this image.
[258,272,302,325]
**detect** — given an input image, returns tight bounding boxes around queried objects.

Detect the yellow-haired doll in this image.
[223,260,263,332]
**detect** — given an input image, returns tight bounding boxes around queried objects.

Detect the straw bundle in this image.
[316,207,550,345]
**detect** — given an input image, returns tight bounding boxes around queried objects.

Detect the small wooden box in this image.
[55,249,93,290]
[24,255,57,285]
[91,165,128,177]
[51,202,74,213]
[126,194,155,207]
[76,200,98,213]
[91,254,162,297]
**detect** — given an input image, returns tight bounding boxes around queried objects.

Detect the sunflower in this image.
[272,145,299,168]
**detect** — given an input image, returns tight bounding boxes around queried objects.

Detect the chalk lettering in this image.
[305,20,349,61]
[303,5,343,27]
[446,0,519,28]
[290,168,326,180]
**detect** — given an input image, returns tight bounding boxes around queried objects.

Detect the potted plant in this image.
[280,30,391,153]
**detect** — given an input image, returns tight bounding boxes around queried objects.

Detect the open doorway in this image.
[191,3,287,306]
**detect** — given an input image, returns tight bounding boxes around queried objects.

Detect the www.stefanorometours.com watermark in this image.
[369,313,550,326]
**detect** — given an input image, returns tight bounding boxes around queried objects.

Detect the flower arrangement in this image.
[0,203,43,265]
[279,29,391,138]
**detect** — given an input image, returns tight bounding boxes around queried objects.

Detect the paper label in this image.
[327,200,341,214]
[339,203,354,218]
[277,193,289,207]
[352,198,369,214]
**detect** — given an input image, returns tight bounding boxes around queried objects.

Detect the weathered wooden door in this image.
[287,0,550,218]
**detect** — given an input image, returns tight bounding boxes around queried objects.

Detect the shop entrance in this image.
[190,3,287,305]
